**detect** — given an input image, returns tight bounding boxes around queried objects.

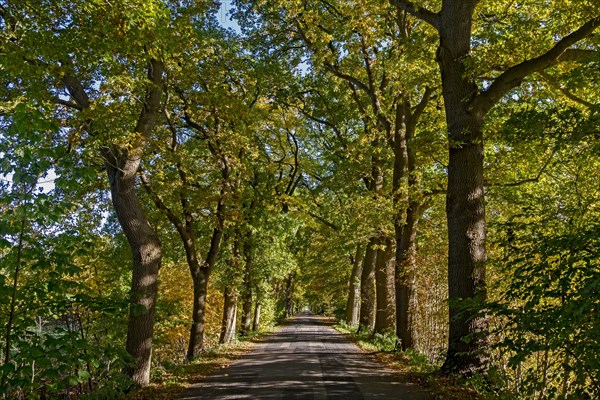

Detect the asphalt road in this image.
[176,313,430,399]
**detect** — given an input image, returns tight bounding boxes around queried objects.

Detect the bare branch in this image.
[359,35,392,134]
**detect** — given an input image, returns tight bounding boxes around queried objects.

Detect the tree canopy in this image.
[1,0,599,398]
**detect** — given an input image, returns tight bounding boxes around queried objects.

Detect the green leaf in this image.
[78,370,92,380]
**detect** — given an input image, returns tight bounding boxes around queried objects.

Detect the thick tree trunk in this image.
[395,201,421,350]
[345,244,364,327]
[391,98,432,351]
[358,237,377,331]
[240,282,253,336]
[103,61,164,386]
[187,215,224,358]
[62,58,164,387]
[187,266,210,358]
[104,150,162,387]
[374,237,396,334]
[252,302,261,331]
[240,240,253,336]
[219,287,237,344]
[437,1,489,375]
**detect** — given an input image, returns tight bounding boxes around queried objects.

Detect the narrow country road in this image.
[176,313,430,399]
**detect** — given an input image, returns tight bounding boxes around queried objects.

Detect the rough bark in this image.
[392,0,600,375]
[63,59,164,386]
[436,1,488,374]
[187,266,208,357]
[219,287,238,344]
[374,236,396,334]
[104,148,162,386]
[345,244,364,327]
[102,60,163,386]
[284,273,295,318]
[358,237,377,331]
[240,282,253,335]
[252,302,261,331]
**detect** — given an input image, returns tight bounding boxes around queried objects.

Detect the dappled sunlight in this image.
[177,314,429,399]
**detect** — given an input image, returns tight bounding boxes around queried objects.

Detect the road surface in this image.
[176,313,430,399]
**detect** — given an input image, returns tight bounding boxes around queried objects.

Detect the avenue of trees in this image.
[1,0,598,398]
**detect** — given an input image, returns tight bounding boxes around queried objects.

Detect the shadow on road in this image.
[176,313,430,400]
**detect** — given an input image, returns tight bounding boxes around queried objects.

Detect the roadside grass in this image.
[334,322,488,400]
[125,329,275,400]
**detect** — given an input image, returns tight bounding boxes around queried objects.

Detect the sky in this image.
[218,0,242,33]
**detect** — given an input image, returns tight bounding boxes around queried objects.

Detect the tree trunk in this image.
[187,192,225,358]
[240,240,253,336]
[4,218,25,368]
[358,237,377,331]
[395,201,421,350]
[284,273,295,318]
[62,58,164,387]
[391,96,432,351]
[104,64,164,382]
[240,284,253,335]
[187,266,210,358]
[374,237,396,334]
[437,1,489,374]
[252,302,261,331]
[345,244,364,327]
[219,287,237,344]
[104,149,162,387]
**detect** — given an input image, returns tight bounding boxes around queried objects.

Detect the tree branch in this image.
[558,48,599,63]
[408,86,434,131]
[389,0,440,30]
[62,70,91,109]
[307,210,340,231]
[538,71,595,108]
[53,97,83,110]
[140,172,186,235]
[323,62,371,93]
[485,147,555,188]
[472,16,600,115]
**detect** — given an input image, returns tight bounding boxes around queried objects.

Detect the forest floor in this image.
[128,314,482,399]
